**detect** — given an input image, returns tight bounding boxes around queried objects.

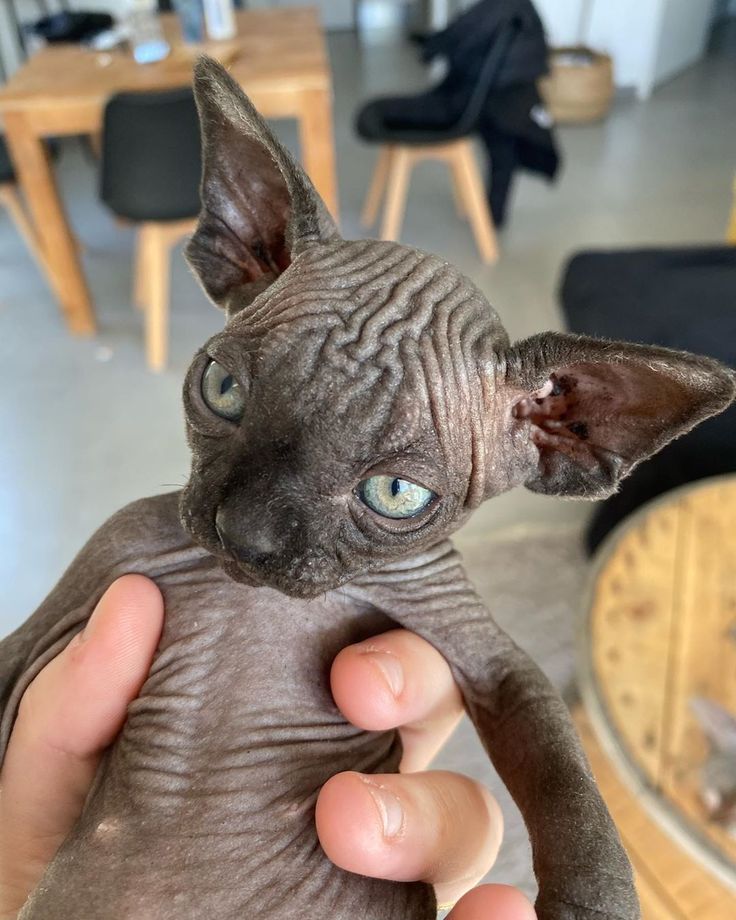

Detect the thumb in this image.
[0,575,163,916]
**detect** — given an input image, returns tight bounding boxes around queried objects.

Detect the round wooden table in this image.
[578,475,736,919]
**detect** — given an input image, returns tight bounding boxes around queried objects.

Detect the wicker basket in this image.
[539,47,614,124]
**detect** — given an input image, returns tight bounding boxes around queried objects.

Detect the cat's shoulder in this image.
[105,491,184,537]
[81,491,193,573]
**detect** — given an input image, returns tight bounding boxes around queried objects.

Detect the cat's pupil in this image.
[220,375,234,395]
[391,478,402,497]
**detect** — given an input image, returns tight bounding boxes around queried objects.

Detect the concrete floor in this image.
[1,29,734,631]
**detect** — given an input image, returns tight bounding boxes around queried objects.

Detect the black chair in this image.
[355,18,522,261]
[100,87,202,371]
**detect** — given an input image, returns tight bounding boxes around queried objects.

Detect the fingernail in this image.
[361,777,405,838]
[361,648,404,698]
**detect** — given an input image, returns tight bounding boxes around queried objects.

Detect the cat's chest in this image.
[114,557,397,813]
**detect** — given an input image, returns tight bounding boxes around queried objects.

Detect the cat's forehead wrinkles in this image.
[227,240,414,333]
[234,242,472,325]
[229,240,505,373]
[218,239,509,491]
[298,241,488,356]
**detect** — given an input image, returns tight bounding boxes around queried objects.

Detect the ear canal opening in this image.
[513,373,600,471]
[511,370,626,497]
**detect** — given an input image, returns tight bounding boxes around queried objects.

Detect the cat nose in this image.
[215,506,277,565]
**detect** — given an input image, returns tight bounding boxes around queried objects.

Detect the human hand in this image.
[0,577,535,920]
[319,630,536,918]
[0,576,164,919]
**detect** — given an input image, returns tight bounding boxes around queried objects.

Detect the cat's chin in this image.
[220,557,342,599]
[221,559,264,588]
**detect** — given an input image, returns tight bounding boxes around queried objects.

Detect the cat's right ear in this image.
[186,57,339,316]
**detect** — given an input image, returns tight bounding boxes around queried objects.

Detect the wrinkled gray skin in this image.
[2,59,735,920]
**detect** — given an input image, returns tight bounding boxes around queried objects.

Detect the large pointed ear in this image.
[186,57,338,314]
[499,333,736,499]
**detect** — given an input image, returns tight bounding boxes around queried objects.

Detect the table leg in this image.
[297,86,340,225]
[3,113,96,335]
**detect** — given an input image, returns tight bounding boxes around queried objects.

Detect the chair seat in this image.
[355,97,471,146]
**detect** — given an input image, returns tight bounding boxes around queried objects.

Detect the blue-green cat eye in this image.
[201,360,245,421]
[358,475,436,520]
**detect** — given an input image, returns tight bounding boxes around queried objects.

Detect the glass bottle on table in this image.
[173,0,206,44]
[127,0,170,64]
[203,0,236,41]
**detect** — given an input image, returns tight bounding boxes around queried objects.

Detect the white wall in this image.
[653,0,714,87]
[533,0,586,46]
[584,0,717,98]
[585,0,665,98]
[523,0,720,98]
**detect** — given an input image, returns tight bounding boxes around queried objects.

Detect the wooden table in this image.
[579,475,736,917]
[575,706,736,920]
[0,8,339,335]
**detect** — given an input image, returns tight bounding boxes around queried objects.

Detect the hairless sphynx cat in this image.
[1,59,734,919]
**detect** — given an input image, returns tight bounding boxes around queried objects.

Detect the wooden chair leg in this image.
[380,147,412,243]
[450,166,467,220]
[450,140,499,265]
[143,224,170,372]
[133,228,150,311]
[139,219,196,370]
[0,182,50,275]
[361,146,392,229]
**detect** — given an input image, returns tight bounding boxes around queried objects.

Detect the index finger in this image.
[330,629,464,772]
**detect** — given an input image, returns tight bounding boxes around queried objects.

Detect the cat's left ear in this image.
[491,332,736,499]
[186,57,339,315]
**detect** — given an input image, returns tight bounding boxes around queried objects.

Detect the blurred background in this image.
[1,0,735,913]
